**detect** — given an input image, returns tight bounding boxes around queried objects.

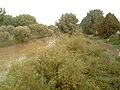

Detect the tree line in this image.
[0,8,120,47]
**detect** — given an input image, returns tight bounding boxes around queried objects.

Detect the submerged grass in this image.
[0,33,120,90]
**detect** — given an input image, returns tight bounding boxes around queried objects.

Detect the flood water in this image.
[0,43,28,63]
[0,38,54,66]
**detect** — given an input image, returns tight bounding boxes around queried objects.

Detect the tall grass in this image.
[0,33,120,90]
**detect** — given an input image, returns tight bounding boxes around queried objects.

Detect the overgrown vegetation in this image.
[0,7,120,90]
[0,33,120,90]
[94,13,119,38]
[0,8,120,47]
[80,9,103,35]
[107,36,120,50]
[28,24,53,39]
[56,13,79,35]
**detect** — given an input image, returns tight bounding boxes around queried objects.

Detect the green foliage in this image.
[14,26,31,43]
[4,25,17,35]
[13,14,37,26]
[116,56,120,62]
[0,25,16,35]
[80,9,103,34]
[0,26,15,42]
[48,25,60,36]
[101,13,120,38]
[0,28,14,47]
[108,36,120,45]
[0,24,54,47]
[2,15,13,26]
[93,16,104,35]
[56,13,79,35]
[0,8,6,26]
[0,25,6,32]
[107,36,120,50]
[1,34,120,90]
[0,31,11,42]
[28,24,53,39]
[93,13,120,38]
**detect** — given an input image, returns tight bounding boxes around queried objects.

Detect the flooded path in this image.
[0,37,56,84]
[0,43,29,83]
[0,43,28,60]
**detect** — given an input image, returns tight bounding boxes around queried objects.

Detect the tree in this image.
[0,8,6,26]
[2,15,13,26]
[93,16,104,36]
[56,13,79,35]
[101,13,119,38]
[13,14,37,26]
[80,9,103,34]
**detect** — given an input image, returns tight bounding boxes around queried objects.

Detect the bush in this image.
[14,26,31,43]
[48,25,60,36]
[13,14,37,26]
[1,33,120,90]
[100,13,119,38]
[56,13,79,35]
[0,31,14,47]
[2,15,13,26]
[0,25,17,35]
[4,25,17,35]
[0,26,6,32]
[0,24,54,47]
[0,31,11,42]
[29,24,53,39]
[0,25,16,45]
[0,25,17,47]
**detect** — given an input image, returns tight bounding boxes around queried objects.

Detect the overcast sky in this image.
[0,0,120,25]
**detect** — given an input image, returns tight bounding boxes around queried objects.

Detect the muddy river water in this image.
[0,43,28,61]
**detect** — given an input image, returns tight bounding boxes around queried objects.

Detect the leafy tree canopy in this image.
[13,14,37,26]
[80,9,103,34]
[0,8,6,26]
[56,13,79,35]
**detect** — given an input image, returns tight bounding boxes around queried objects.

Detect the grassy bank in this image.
[106,36,120,50]
[0,33,120,90]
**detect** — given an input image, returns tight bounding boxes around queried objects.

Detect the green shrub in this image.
[0,25,17,47]
[56,13,79,35]
[14,26,31,43]
[13,14,37,26]
[0,25,16,34]
[0,31,14,47]
[0,31,11,42]
[4,25,17,35]
[80,9,103,34]
[0,26,6,32]
[29,24,53,39]
[2,15,13,26]
[48,25,60,36]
